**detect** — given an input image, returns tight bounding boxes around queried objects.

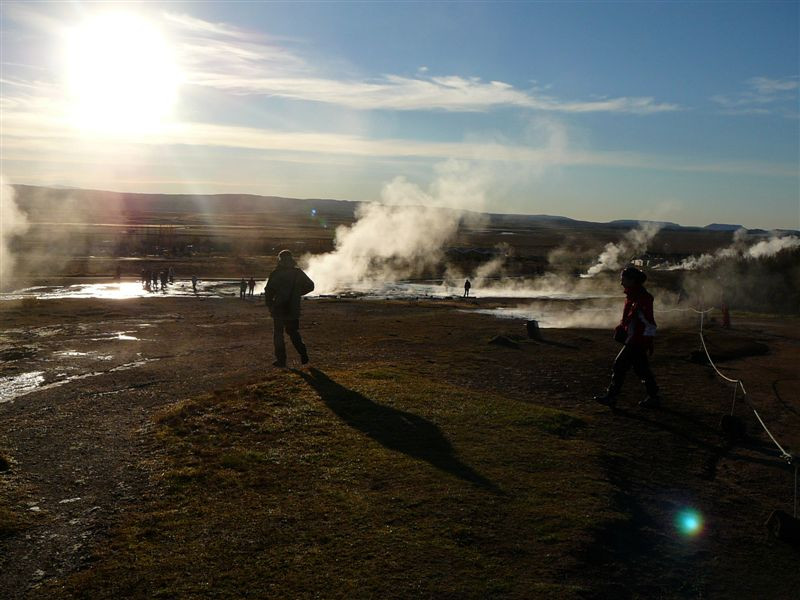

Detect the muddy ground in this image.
[1,294,799,598]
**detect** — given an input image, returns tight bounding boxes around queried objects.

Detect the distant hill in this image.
[10,184,358,224]
[607,219,685,230]
[704,223,745,231]
[12,184,794,234]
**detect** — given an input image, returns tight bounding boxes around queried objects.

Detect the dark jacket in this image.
[265,265,314,320]
[615,285,657,350]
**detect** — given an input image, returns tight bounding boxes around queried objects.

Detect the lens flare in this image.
[675,508,704,537]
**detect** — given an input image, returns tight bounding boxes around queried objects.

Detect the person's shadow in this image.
[294,368,503,495]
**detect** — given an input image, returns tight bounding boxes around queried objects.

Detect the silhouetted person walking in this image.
[464,279,471,297]
[594,266,660,409]
[240,278,247,299]
[248,277,256,298]
[191,275,198,293]
[265,250,314,367]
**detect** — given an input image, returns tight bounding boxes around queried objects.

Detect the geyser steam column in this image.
[304,161,490,295]
[582,222,662,278]
[0,178,30,290]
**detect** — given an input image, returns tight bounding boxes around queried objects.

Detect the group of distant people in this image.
[239,277,257,299]
[140,266,175,292]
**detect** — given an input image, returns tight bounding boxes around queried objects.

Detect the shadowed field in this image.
[1,296,798,598]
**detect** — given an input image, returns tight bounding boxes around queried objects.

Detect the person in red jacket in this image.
[594,266,660,409]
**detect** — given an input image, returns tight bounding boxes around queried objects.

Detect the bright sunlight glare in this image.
[64,13,180,136]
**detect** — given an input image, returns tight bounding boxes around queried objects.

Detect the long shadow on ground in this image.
[294,367,503,495]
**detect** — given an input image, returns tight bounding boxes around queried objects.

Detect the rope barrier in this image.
[697,308,793,464]
[695,306,797,523]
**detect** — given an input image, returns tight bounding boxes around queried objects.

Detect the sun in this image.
[64,13,180,135]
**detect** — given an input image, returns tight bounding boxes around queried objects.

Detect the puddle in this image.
[2,279,620,302]
[0,371,46,403]
[89,332,142,342]
[0,359,159,404]
[53,350,114,361]
[2,281,241,300]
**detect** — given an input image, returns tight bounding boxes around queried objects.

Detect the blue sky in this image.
[1,1,797,228]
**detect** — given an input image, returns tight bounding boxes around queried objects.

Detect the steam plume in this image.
[665,229,799,270]
[0,178,29,289]
[305,161,489,294]
[582,222,661,277]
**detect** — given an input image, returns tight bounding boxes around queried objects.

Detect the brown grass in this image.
[54,366,617,599]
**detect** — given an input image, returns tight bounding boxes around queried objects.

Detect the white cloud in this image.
[2,6,680,117]
[747,76,800,95]
[712,76,799,117]
[163,12,679,115]
[1,103,793,178]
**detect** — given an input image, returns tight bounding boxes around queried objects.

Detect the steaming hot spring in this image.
[1,275,678,330]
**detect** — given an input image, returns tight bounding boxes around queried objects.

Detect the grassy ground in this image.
[53,366,616,599]
[0,450,31,539]
[3,298,798,598]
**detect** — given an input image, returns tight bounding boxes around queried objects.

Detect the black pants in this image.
[273,317,307,364]
[608,344,658,397]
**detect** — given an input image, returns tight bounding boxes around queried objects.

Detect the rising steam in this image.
[305,161,489,294]
[0,178,30,289]
[664,229,800,270]
[582,222,661,277]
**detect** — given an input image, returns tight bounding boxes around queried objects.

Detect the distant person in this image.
[191,275,198,293]
[141,269,147,287]
[240,278,247,299]
[160,271,168,290]
[721,296,731,329]
[594,266,660,409]
[248,277,256,298]
[168,266,174,283]
[265,250,314,367]
[464,279,471,297]
[152,271,159,291]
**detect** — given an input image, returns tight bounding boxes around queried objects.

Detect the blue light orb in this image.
[675,508,704,537]
[311,208,317,217]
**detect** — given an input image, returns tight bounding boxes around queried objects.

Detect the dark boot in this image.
[593,393,617,409]
[639,394,661,408]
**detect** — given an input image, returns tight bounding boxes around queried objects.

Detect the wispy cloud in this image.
[165,12,679,115]
[1,6,680,117]
[1,104,792,178]
[712,76,799,117]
